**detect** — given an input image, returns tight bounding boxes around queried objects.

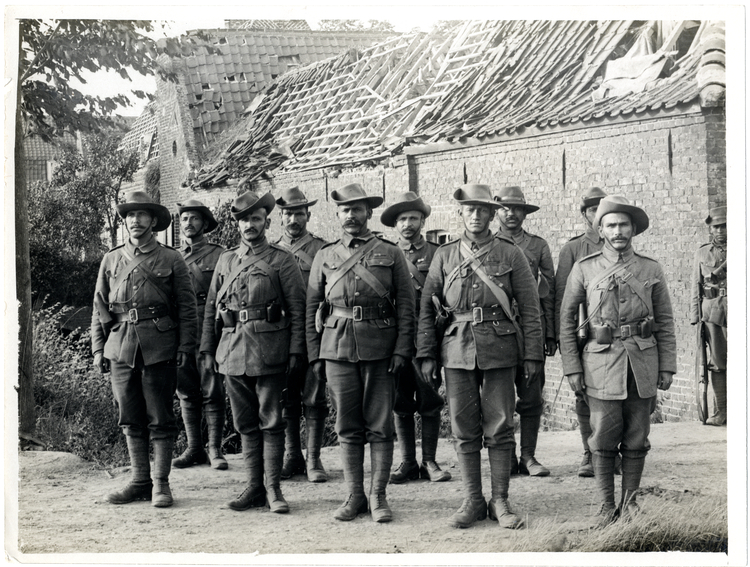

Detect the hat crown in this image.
[706,205,727,225]
[331,183,367,203]
[178,199,207,208]
[277,186,312,206]
[454,184,494,202]
[495,185,528,204]
[122,190,157,206]
[392,191,420,204]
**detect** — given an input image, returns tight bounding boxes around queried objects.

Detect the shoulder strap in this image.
[445,240,494,289]
[252,257,287,309]
[289,234,316,268]
[109,251,153,299]
[619,271,654,317]
[405,257,426,289]
[324,238,381,297]
[577,260,635,330]
[184,245,217,288]
[215,247,273,306]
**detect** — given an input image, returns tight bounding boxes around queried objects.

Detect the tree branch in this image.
[19,20,64,84]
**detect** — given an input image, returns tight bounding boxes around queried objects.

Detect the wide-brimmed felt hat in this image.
[330,183,384,208]
[177,199,219,233]
[231,191,276,221]
[453,184,502,208]
[117,190,171,232]
[493,186,540,213]
[380,191,431,227]
[594,195,650,235]
[275,186,318,209]
[705,206,727,226]
[580,187,608,212]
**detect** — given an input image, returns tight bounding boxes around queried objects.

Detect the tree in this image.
[14,19,211,445]
[318,20,396,33]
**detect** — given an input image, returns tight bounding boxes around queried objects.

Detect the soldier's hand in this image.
[287,354,302,376]
[657,371,674,391]
[176,352,188,368]
[388,354,407,376]
[312,360,326,382]
[203,354,218,374]
[523,360,543,388]
[94,352,110,374]
[567,373,585,394]
[420,358,437,386]
[544,338,558,357]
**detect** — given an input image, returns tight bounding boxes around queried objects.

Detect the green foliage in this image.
[33,302,128,466]
[206,200,241,249]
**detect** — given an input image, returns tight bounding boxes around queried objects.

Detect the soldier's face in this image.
[281,207,310,237]
[395,211,425,241]
[460,205,495,234]
[125,210,157,239]
[180,211,205,239]
[238,209,271,243]
[599,212,633,251]
[337,203,371,235]
[497,205,526,230]
[710,223,727,245]
[583,205,598,227]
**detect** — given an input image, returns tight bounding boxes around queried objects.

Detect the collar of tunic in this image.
[601,242,635,264]
[461,230,494,250]
[239,236,270,256]
[280,230,310,246]
[398,235,426,252]
[341,229,375,247]
[181,236,207,255]
[126,234,157,256]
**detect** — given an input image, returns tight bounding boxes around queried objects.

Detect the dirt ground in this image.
[11,421,727,560]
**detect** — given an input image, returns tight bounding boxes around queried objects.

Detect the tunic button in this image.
[133,302,138,307]
[354,244,359,248]
[355,276,360,280]
[472,284,479,289]
[620,298,626,303]
[620,316,626,322]
[241,301,247,306]
[354,292,360,297]
[471,302,478,307]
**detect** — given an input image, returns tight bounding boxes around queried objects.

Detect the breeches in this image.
[705,322,727,371]
[325,359,395,445]
[514,363,546,417]
[225,373,286,436]
[394,359,444,418]
[176,351,225,414]
[109,350,177,439]
[283,365,329,420]
[444,366,516,454]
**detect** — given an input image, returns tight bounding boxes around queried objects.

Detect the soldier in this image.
[494,186,555,477]
[273,187,330,482]
[172,200,228,471]
[200,191,306,513]
[418,184,544,530]
[380,192,451,484]
[690,206,727,426]
[306,183,416,523]
[559,196,676,526]
[554,187,607,477]
[91,190,197,508]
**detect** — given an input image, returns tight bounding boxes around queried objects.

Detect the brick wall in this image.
[191,105,725,429]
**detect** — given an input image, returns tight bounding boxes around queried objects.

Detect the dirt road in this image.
[11,421,727,559]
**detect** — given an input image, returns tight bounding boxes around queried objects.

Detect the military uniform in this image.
[559,195,676,524]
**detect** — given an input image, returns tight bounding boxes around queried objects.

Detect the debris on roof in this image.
[192,20,725,190]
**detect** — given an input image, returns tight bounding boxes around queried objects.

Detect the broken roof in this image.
[193,20,726,190]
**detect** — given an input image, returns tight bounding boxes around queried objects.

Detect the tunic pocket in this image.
[153,316,178,332]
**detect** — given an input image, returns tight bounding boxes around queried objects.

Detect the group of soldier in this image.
[91,180,727,530]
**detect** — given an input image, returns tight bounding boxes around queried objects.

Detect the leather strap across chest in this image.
[324,238,387,299]
[216,248,280,307]
[287,233,316,268]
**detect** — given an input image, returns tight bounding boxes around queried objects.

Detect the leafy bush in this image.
[33,303,127,467]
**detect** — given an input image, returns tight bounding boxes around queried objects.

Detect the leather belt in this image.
[328,304,394,322]
[450,307,506,324]
[611,322,644,339]
[196,291,208,302]
[703,286,727,299]
[111,305,169,323]
[229,304,267,323]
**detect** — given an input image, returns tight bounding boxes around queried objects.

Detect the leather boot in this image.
[487,446,523,529]
[280,413,306,479]
[449,451,487,528]
[107,435,152,504]
[305,416,328,483]
[369,441,394,523]
[264,432,289,513]
[593,452,618,527]
[334,443,368,521]
[151,437,174,508]
[205,411,228,470]
[419,415,451,482]
[518,414,549,476]
[228,432,266,511]
[706,371,727,426]
[389,415,419,483]
[172,407,208,468]
[577,412,594,477]
[619,454,645,521]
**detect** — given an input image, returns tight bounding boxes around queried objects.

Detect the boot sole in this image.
[334,501,368,521]
[420,468,451,482]
[152,499,173,508]
[228,495,266,511]
[106,495,151,505]
[450,514,486,529]
[389,468,420,484]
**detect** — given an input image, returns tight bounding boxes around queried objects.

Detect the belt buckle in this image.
[620,324,632,338]
[128,308,139,323]
[353,305,363,322]
[472,307,483,324]
[239,309,249,323]
[719,288,727,297]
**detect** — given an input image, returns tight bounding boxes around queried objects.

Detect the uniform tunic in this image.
[177,238,226,413]
[91,236,198,438]
[690,240,727,370]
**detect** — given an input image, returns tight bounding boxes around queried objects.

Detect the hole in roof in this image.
[172,141,177,156]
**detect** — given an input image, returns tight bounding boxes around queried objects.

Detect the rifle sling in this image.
[288,234,316,268]
[215,248,278,307]
[324,238,383,298]
[405,257,426,289]
[184,245,216,293]
[117,246,173,311]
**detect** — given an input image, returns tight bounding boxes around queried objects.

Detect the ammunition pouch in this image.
[593,318,654,345]
[111,304,170,324]
[594,324,613,345]
[327,302,395,322]
[266,302,282,323]
[431,295,450,340]
[702,285,726,300]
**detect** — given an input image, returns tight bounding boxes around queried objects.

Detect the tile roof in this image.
[193,20,725,190]
[119,101,159,161]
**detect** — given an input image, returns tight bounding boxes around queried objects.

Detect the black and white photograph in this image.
[3,3,746,565]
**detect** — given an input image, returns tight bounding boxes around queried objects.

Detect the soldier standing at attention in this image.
[306,183,416,523]
[554,187,607,477]
[559,196,676,526]
[172,200,228,471]
[273,187,330,482]
[418,184,544,530]
[92,190,197,508]
[201,191,306,514]
[494,186,556,477]
[380,192,451,484]
[690,206,727,426]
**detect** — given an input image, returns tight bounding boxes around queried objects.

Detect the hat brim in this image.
[497,201,540,213]
[178,205,219,233]
[380,200,431,227]
[595,203,650,235]
[275,198,318,209]
[232,192,276,220]
[580,197,605,212]
[117,202,172,232]
[331,194,384,208]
